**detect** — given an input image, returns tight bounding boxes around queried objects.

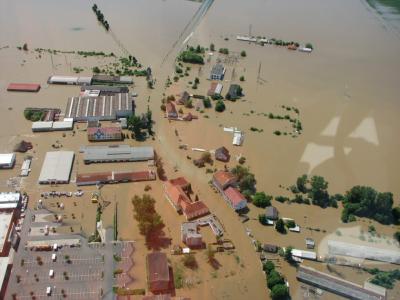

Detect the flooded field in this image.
[0,0,399,299]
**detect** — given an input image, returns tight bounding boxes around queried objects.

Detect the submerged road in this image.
[161,0,215,66]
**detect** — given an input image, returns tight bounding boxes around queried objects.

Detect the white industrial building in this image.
[291,248,317,260]
[38,151,75,184]
[47,75,92,85]
[0,192,20,210]
[32,118,74,132]
[0,154,15,169]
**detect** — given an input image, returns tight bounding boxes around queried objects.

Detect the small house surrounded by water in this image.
[215,147,230,162]
[87,126,123,142]
[210,64,226,80]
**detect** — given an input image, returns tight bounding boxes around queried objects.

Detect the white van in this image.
[46,286,52,296]
[53,243,58,251]
[51,253,57,262]
[49,269,54,278]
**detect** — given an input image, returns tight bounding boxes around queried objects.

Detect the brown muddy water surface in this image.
[0,0,400,299]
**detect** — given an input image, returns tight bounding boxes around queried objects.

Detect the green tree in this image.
[128,115,143,139]
[392,207,400,224]
[210,43,215,51]
[275,219,286,234]
[308,176,330,207]
[239,76,245,81]
[240,50,246,57]
[182,254,198,269]
[394,231,400,243]
[263,260,275,275]
[284,246,294,263]
[252,192,272,208]
[296,174,308,193]
[146,108,153,135]
[92,66,101,73]
[215,100,225,112]
[267,270,284,289]
[270,284,289,300]
[203,97,211,108]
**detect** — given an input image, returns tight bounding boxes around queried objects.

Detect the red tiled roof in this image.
[7,83,41,92]
[169,177,189,188]
[224,187,246,207]
[213,171,237,188]
[165,182,191,208]
[77,170,155,185]
[182,201,210,220]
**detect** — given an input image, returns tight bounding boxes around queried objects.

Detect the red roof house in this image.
[166,102,178,119]
[146,252,171,293]
[223,187,247,211]
[212,171,237,192]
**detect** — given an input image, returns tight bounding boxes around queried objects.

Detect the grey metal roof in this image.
[38,151,74,183]
[82,145,154,162]
[211,64,225,76]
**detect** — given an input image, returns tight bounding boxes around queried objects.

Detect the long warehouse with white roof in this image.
[38,151,75,184]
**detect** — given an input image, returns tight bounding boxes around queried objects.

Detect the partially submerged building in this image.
[214,147,230,162]
[207,82,223,97]
[0,192,20,210]
[297,266,386,300]
[87,127,123,142]
[65,93,134,121]
[38,151,75,184]
[32,119,74,132]
[265,206,279,220]
[92,75,133,85]
[80,85,129,96]
[76,170,156,186]
[0,154,15,169]
[177,91,190,105]
[181,222,203,248]
[165,102,178,119]
[226,84,242,100]
[164,178,210,220]
[291,248,317,261]
[210,64,226,80]
[212,171,247,211]
[0,211,15,256]
[7,83,40,92]
[146,252,171,294]
[48,75,92,85]
[82,145,154,164]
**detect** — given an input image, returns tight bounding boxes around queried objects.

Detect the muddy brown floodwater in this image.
[0,0,399,299]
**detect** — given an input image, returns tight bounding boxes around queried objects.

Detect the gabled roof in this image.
[213,170,237,187]
[169,177,190,189]
[165,182,190,208]
[181,201,210,220]
[166,102,177,115]
[224,187,246,206]
[211,64,225,76]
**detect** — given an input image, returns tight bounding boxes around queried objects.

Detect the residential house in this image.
[164,178,210,220]
[210,64,226,80]
[212,170,237,193]
[265,206,279,220]
[177,91,190,105]
[207,82,223,97]
[214,147,230,162]
[223,186,247,211]
[169,177,190,191]
[226,84,242,100]
[166,102,178,119]
[146,252,171,293]
[181,222,203,248]
[194,99,204,111]
[263,244,278,253]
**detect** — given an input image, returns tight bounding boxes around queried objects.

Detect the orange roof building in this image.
[166,102,178,119]
[212,171,237,192]
[223,186,247,211]
[164,178,210,220]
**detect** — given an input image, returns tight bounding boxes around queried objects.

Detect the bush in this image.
[203,97,212,108]
[178,51,204,64]
[275,196,289,203]
[252,192,272,208]
[305,43,314,49]
[182,254,198,269]
[92,66,101,73]
[285,220,296,229]
[238,156,246,164]
[267,270,285,289]
[239,75,245,81]
[219,48,229,55]
[210,43,215,51]
[263,260,275,275]
[259,214,268,225]
[273,130,281,136]
[275,219,286,234]
[240,50,246,57]
[215,100,226,112]
[394,231,400,243]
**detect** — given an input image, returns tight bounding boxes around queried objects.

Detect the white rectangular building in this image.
[38,151,75,184]
[0,153,15,169]
[0,192,20,210]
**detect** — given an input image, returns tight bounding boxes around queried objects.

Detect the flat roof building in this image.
[48,75,92,85]
[0,192,20,210]
[82,145,154,164]
[65,93,134,121]
[0,212,14,256]
[38,151,75,184]
[7,83,40,92]
[92,75,133,85]
[181,222,202,248]
[80,85,129,95]
[297,266,386,300]
[0,154,15,169]
[76,170,156,186]
[291,248,317,260]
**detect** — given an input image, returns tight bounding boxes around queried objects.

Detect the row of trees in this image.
[262,260,290,299]
[231,165,257,198]
[92,4,110,30]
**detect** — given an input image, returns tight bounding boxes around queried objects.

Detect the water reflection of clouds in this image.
[301,116,379,173]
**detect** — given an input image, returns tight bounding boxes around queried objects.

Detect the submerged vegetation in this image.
[177,45,205,64]
[363,267,400,289]
[263,260,290,299]
[92,4,110,30]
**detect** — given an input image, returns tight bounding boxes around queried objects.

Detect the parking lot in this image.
[6,209,135,300]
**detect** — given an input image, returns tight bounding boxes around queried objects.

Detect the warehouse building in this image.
[0,154,15,169]
[92,75,133,85]
[65,93,134,121]
[7,83,40,92]
[38,151,75,184]
[80,85,129,96]
[76,170,156,186]
[32,119,74,132]
[87,126,123,141]
[297,266,386,300]
[48,75,92,85]
[0,212,15,256]
[0,192,20,210]
[81,145,154,164]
